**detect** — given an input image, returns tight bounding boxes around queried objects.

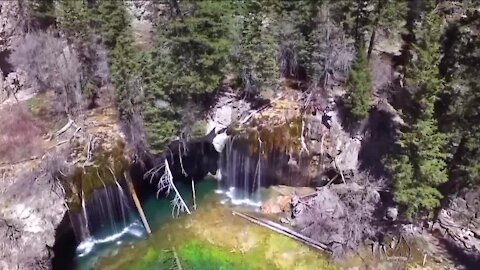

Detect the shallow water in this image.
[74,179,217,270]
[76,179,335,270]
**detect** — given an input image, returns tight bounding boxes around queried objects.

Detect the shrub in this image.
[0,105,45,163]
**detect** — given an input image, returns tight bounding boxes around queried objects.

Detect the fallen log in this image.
[125,172,152,234]
[232,211,331,253]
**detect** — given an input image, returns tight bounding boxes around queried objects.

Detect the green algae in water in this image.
[125,240,267,270]
[128,247,176,270]
[180,241,252,270]
[98,193,338,270]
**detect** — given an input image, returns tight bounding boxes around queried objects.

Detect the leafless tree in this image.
[9,31,84,115]
[145,158,191,217]
[278,20,300,78]
[293,171,384,259]
[310,3,355,92]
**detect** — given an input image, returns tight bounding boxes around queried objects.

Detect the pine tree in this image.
[440,3,480,188]
[274,0,317,79]
[345,47,372,120]
[111,31,137,117]
[231,0,280,97]
[142,0,235,151]
[166,0,234,98]
[96,0,130,50]
[387,8,449,219]
[94,0,138,117]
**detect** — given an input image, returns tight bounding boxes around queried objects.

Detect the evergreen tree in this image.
[307,1,355,90]
[58,0,99,106]
[231,0,280,97]
[96,0,130,50]
[387,8,449,219]
[345,47,372,120]
[274,0,317,79]
[93,0,138,117]
[166,1,234,98]
[440,3,480,188]
[111,31,138,117]
[142,0,234,151]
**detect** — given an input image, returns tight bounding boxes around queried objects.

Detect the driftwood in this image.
[52,118,74,139]
[191,178,197,211]
[232,211,331,253]
[124,172,151,234]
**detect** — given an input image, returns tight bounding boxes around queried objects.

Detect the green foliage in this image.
[345,47,372,120]
[164,1,233,98]
[143,1,234,151]
[28,0,56,26]
[439,3,480,187]
[89,0,140,118]
[57,0,91,41]
[334,0,372,46]
[377,0,408,32]
[178,240,250,270]
[387,8,449,219]
[231,1,280,97]
[96,0,130,50]
[273,1,316,79]
[111,30,138,117]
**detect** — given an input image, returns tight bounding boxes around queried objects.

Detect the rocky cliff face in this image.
[0,1,24,54]
[0,160,67,269]
[0,99,131,269]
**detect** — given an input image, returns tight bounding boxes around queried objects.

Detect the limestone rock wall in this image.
[0,1,25,53]
[0,161,67,269]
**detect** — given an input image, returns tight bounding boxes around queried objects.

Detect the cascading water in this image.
[219,136,264,206]
[69,177,146,258]
[219,122,313,206]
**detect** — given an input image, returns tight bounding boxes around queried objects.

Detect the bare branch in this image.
[154,159,191,217]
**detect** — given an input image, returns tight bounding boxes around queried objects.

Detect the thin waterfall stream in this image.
[56,125,324,269]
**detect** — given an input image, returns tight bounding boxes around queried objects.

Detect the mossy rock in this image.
[65,140,130,212]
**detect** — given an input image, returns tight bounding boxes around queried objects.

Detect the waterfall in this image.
[219,124,314,206]
[69,177,147,257]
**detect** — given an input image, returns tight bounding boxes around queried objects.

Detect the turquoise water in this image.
[74,179,218,270]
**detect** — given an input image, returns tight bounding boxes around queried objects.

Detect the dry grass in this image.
[0,104,46,164]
